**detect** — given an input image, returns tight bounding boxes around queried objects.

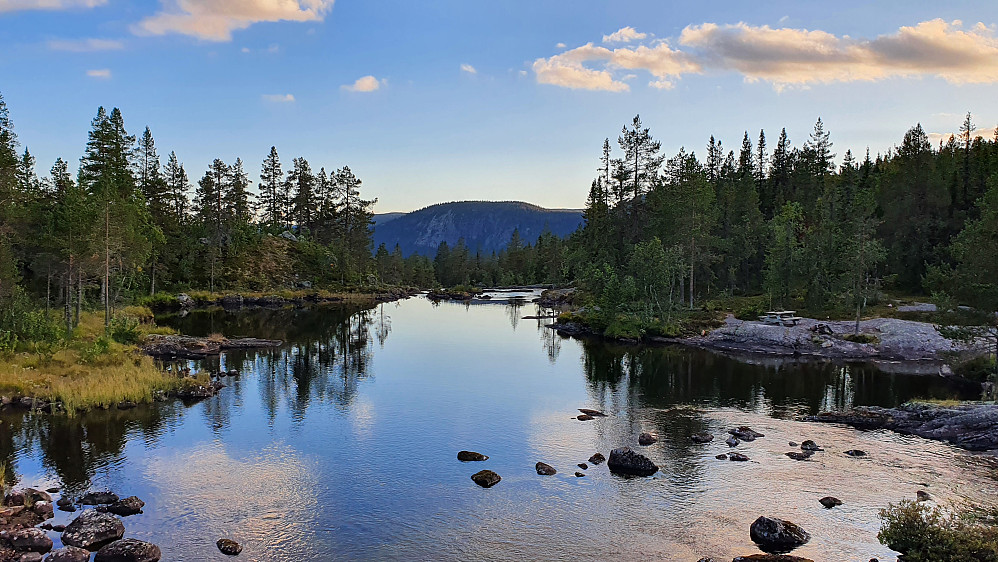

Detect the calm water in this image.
[1,294,995,561]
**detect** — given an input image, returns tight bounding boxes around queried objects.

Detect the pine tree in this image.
[163,151,190,222]
[258,146,284,229]
[227,158,253,225]
[288,157,316,233]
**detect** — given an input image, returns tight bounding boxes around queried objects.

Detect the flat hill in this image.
[372,201,584,257]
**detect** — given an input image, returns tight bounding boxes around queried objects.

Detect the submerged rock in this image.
[578,408,606,417]
[535,462,557,476]
[800,440,823,452]
[101,496,144,517]
[588,453,605,465]
[728,453,749,462]
[844,449,867,457]
[750,516,811,554]
[726,437,740,447]
[690,432,714,444]
[729,427,765,441]
[61,509,125,550]
[574,472,585,477]
[577,414,595,421]
[607,447,658,477]
[457,451,488,462]
[819,496,842,508]
[785,452,812,461]
[216,538,242,556]
[917,490,931,502]
[471,470,501,488]
[44,547,90,562]
[577,463,588,470]
[716,454,728,460]
[80,491,119,505]
[94,538,161,562]
[638,432,658,446]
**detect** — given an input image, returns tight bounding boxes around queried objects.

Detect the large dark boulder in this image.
[61,509,125,550]
[535,462,557,475]
[588,453,605,465]
[690,432,714,444]
[216,538,242,555]
[819,496,842,508]
[750,516,811,554]
[729,427,765,441]
[638,432,658,446]
[46,546,91,562]
[471,470,501,488]
[607,447,658,477]
[7,528,53,553]
[94,538,161,562]
[79,491,119,505]
[99,496,144,517]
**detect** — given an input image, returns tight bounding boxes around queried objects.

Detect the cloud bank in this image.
[0,0,105,12]
[86,68,111,79]
[48,37,123,51]
[460,63,476,74]
[533,19,998,92]
[134,0,334,41]
[262,93,295,103]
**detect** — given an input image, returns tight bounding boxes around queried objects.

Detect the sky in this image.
[1,1,997,213]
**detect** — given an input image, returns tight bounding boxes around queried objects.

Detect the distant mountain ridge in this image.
[372,201,584,257]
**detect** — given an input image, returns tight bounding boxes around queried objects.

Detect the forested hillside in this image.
[372,201,583,256]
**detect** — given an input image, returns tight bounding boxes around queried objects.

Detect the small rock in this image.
[916,490,931,502]
[716,454,728,460]
[116,401,136,410]
[690,432,714,444]
[8,527,53,553]
[785,451,813,461]
[32,501,54,520]
[750,516,811,554]
[800,440,823,452]
[844,449,867,457]
[726,437,740,447]
[216,538,242,556]
[729,427,765,441]
[45,546,90,562]
[106,496,144,516]
[457,451,488,462]
[61,509,125,550]
[578,408,606,417]
[24,489,52,503]
[5,491,25,506]
[638,432,658,446]
[819,496,842,508]
[733,556,815,562]
[56,497,72,508]
[588,453,605,465]
[471,470,501,488]
[577,414,594,421]
[574,472,585,477]
[45,488,59,494]
[52,524,65,532]
[728,453,749,462]
[607,447,658,477]
[577,463,588,470]
[535,462,557,476]
[94,538,161,562]
[788,441,799,447]
[18,553,42,562]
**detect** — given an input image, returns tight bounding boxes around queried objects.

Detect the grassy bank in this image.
[880,500,998,561]
[140,286,414,310]
[0,307,192,413]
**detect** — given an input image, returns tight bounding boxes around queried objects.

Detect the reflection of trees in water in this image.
[0,403,185,493]
[580,342,976,417]
[505,299,524,330]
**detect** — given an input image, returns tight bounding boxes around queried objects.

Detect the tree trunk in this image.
[75,268,82,328]
[64,268,72,336]
[104,203,111,329]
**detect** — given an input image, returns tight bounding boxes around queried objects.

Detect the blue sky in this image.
[2,1,997,212]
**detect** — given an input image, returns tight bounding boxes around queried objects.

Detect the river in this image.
[1,292,995,561]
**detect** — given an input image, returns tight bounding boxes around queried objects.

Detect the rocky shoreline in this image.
[548,313,985,374]
[157,287,417,313]
[810,402,998,452]
[140,334,283,359]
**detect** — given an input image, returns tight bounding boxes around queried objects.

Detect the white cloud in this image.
[341,75,381,92]
[262,93,294,103]
[134,0,334,42]
[86,68,111,79]
[555,42,566,49]
[460,63,476,74]
[47,38,123,51]
[241,46,250,53]
[0,0,105,12]
[929,126,997,145]
[534,19,998,92]
[603,26,647,43]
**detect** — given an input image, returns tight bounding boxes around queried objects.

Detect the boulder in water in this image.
[728,453,749,462]
[729,427,765,441]
[93,538,162,562]
[457,451,488,462]
[588,453,605,465]
[638,432,658,446]
[785,451,812,461]
[750,516,811,554]
[216,539,242,556]
[45,546,90,562]
[578,408,606,417]
[7,528,53,553]
[726,437,740,447]
[800,440,823,452]
[61,509,125,550]
[79,491,119,505]
[471,470,501,488]
[690,432,714,444]
[844,449,867,457]
[819,496,842,508]
[607,447,658,477]
[535,462,557,476]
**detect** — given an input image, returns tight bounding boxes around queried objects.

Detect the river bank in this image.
[147,286,417,312]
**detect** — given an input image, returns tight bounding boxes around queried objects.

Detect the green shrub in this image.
[604,315,643,340]
[110,316,141,344]
[955,355,997,383]
[138,293,180,310]
[0,331,16,359]
[79,337,112,364]
[842,333,880,345]
[879,501,998,562]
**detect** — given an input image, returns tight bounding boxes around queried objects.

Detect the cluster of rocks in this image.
[141,334,283,360]
[0,397,65,415]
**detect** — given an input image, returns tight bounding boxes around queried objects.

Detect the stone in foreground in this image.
[102,496,145,516]
[471,470,501,488]
[61,509,126,550]
[750,516,811,554]
[45,547,93,562]
[217,539,243,556]
[457,451,488,462]
[94,538,162,562]
[535,462,557,475]
[607,447,658,477]
[7,528,53,553]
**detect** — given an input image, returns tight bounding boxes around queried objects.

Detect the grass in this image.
[0,308,187,413]
[879,500,998,561]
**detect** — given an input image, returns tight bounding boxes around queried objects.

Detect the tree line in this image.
[0,92,376,340]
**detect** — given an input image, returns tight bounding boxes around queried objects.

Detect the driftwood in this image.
[141,334,282,359]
